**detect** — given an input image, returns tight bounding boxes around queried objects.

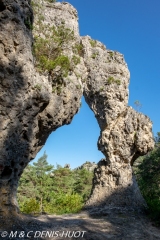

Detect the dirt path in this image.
[0,208,160,240]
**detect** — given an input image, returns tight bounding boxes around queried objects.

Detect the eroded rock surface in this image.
[81,36,154,208]
[0,0,84,216]
[0,0,154,218]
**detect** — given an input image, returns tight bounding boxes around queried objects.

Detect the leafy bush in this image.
[33,13,83,94]
[44,193,83,215]
[89,39,97,48]
[91,52,99,59]
[107,76,115,84]
[21,198,40,214]
[34,84,42,91]
[115,79,121,85]
[133,143,160,225]
[33,27,72,75]
[107,76,121,85]
[72,43,84,57]
[24,18,33,30]
[72,55,80,66]
[109,52,114,58]
[32,0,84,95]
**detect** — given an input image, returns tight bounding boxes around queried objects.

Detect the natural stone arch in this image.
[0,0,154,221]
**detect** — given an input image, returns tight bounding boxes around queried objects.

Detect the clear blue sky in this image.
[34,0,160,169]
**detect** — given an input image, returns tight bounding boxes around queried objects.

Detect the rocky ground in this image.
[0,208,160,240]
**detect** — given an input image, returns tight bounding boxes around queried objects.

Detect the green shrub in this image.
[24,18,33,30]
[133,145,160,225]
[107,76,114,84]
[73,43,84,56]
[43,193,83,215]
[109,52,114,58]
[107,76,121,85]
[32,5,84,95]
[33,22,81,97]
[21,198,40,214]
[53,55,70,76]
[91,52,98,59]
[100,87,104,91]
[82,78,87,83]
[115,79,121,85]
[90,39,97,48]
[72,55,80,65]
[34,84,42,91]
[76,84,81,89]
[33,24,74,74]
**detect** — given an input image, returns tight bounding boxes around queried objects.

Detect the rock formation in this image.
[75,161,97,172]
[0,0,84,217]
[81,36,154,209]
[0,0,154,218]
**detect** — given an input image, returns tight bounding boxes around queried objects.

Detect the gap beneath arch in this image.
[33,96,104,169]
[18,96,105,215]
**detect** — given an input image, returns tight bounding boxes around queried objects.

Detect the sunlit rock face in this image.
[82,36,154,209]
[0,0,154,217]
[85,109,154,208]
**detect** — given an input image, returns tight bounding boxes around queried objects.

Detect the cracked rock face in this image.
[0,0,154,217]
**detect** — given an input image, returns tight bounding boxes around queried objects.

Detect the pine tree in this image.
[73,168,94,202]
[33,151,53,176]
[17,164,40,213]
[33,151,54,213]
